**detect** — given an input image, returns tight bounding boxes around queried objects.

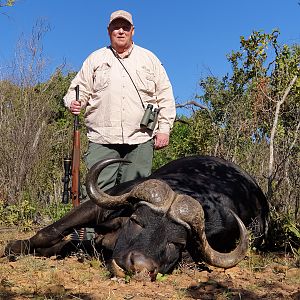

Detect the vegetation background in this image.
[0,1,299,259]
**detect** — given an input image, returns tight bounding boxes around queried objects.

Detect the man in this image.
[64,10,176,192]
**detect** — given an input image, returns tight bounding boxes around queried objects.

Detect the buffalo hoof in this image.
[5,239,31,256]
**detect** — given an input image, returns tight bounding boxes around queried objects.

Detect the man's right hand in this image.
[70,100,81,115]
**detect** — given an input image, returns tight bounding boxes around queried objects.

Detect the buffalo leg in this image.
[5,201,99,256]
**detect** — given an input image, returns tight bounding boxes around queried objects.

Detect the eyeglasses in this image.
[110,25,132,32]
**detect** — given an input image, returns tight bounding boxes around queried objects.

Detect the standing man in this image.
[64,10,176,192]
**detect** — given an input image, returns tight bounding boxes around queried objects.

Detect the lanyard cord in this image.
[109,46,145,109]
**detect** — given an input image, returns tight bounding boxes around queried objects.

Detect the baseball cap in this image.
[109,10,133,25]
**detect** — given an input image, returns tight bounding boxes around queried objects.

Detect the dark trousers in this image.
[81,139,154,239]
[84,139,154,191]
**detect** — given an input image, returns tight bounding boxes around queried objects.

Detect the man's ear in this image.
[132,26,135,36]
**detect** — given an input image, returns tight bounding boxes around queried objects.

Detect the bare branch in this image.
[174,118,190,125]
[176,100,212,120]
[176,100,208,110]
[267,75,297,199]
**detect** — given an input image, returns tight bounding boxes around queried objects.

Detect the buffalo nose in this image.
[127,251,158,279]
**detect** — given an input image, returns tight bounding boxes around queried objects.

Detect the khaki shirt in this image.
[63,45,176,145]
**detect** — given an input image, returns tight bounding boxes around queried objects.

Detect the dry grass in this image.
[0,228,299,300]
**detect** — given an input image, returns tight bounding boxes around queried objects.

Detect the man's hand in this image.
[70,100,81,115]
[154,133,170,150]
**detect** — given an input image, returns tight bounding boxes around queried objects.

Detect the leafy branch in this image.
[0,0,15,7]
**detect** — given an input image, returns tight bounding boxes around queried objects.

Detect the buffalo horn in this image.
[86,158,132,208]
[169,195,249,269]
[86,159,174,209]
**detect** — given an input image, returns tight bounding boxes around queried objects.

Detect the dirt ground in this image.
[0,228,299,300]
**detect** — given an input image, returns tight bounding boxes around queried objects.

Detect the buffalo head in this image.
[86,158,249,280]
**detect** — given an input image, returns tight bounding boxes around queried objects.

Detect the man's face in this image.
[108,19,134,52]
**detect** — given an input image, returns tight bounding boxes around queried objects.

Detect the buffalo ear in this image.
[96,232,119,250]
[96,217,129,233]
[94,217,129,250]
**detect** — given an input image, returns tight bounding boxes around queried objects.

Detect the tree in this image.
[198,31,299,205]
[159,30,299,251]
[0,20,75,207]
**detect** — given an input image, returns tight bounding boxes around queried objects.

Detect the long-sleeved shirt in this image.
[63,44,176,145]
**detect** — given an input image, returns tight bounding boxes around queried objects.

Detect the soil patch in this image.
[0,228,299,300]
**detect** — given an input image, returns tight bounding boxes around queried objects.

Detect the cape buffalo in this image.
[5,155,268,281]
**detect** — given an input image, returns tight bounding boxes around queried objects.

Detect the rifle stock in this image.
[71,85,80,207]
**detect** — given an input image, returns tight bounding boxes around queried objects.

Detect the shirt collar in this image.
[110,43,134,59]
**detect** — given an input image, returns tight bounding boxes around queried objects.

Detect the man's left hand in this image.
[154,133,169,150]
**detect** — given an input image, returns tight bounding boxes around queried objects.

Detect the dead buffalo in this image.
[5,155,268,281]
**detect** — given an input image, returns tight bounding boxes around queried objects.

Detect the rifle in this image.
[71,85,81,207]
[62,85,81,207]
[62,86,86,240]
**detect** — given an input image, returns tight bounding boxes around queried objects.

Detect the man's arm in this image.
[63,55,95,111]
[154,62,176,149]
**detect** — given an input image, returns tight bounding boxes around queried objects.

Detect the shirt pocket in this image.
[136,68,156,96]
[93,63,111,92]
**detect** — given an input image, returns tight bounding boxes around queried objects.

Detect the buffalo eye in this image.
[167,241,186,250]
[129,214,144,228]
[166,242,177,254]
[167,242,176,250]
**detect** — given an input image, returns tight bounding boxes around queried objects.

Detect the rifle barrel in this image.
[71,85,81,207]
